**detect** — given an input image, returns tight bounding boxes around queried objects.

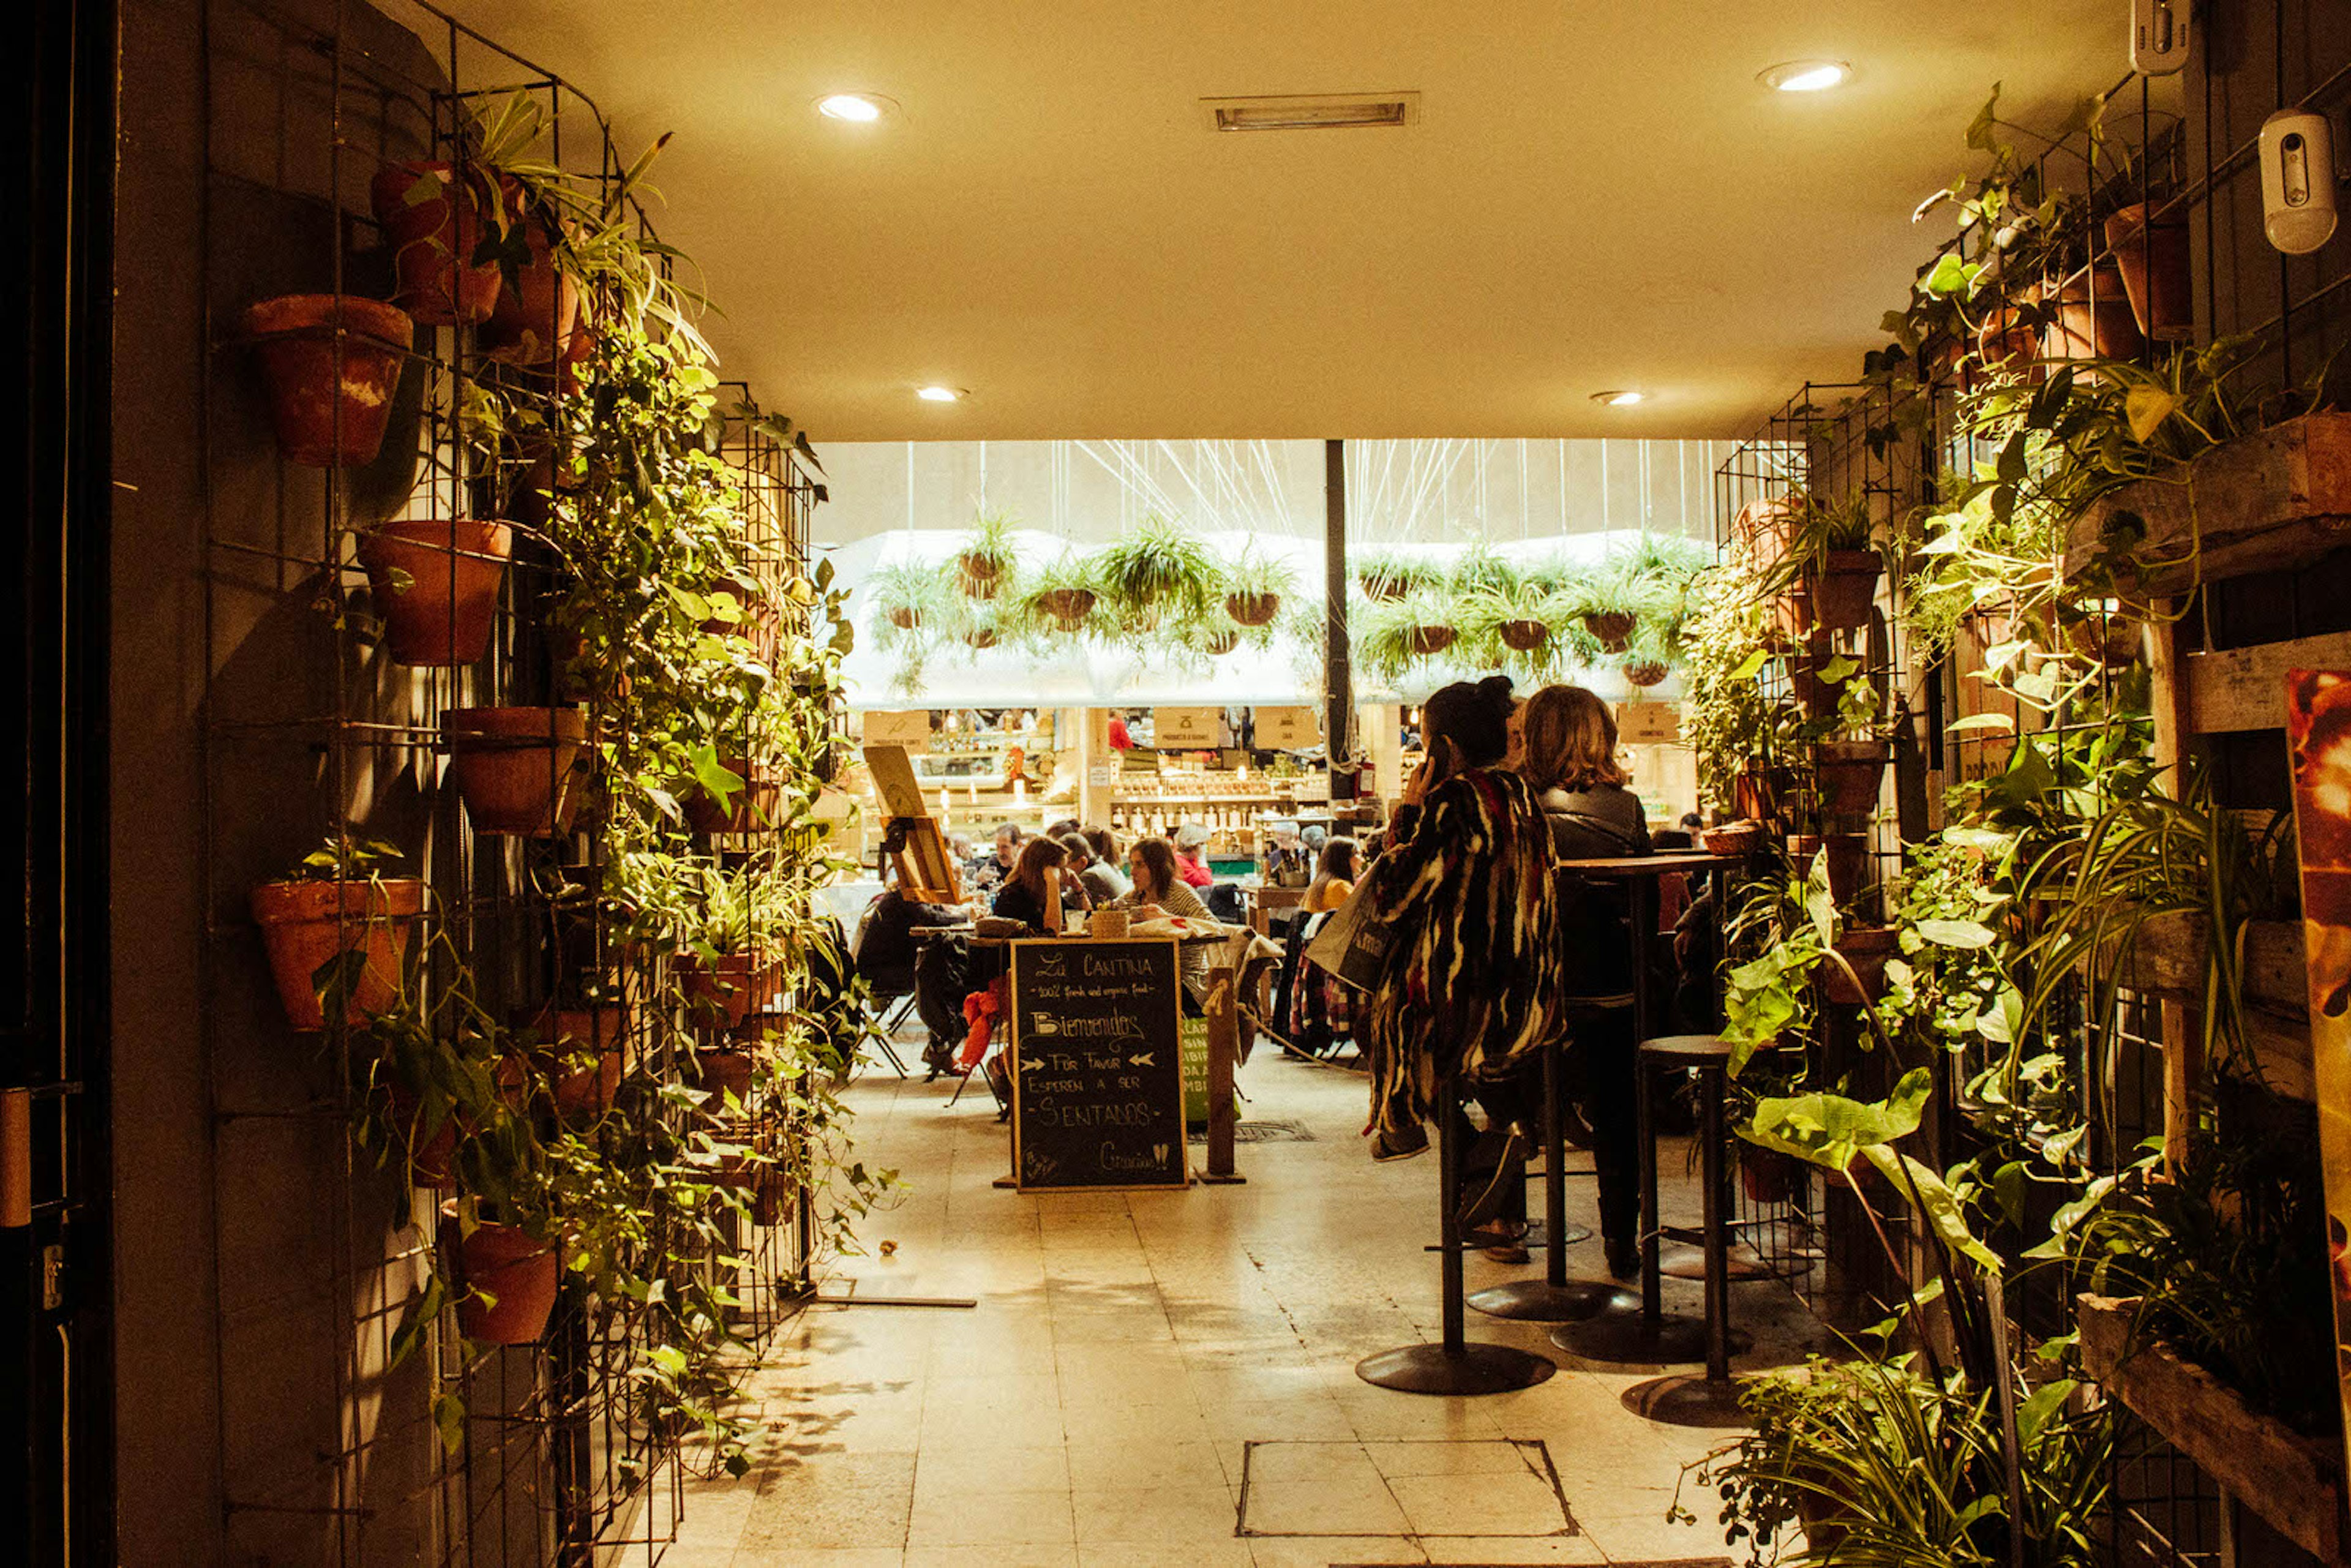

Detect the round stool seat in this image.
[1638,1033,1734,1069]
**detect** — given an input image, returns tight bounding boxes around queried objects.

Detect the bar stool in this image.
[1357,1076,1558,1395]
[1466,1007,1616,1324]
[1551,1034,1755,1375]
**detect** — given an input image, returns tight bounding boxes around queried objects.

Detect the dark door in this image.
[1,0,116,1562]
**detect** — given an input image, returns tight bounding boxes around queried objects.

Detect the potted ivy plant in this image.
[250,832,426,1031]
[358,388,523,667]
[1798,495,1883,633]
[955,508,1019,600]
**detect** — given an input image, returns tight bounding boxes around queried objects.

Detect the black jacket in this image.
[1539,783,1650,1000]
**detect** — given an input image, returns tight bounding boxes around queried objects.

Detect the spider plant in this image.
[1559,552,1667,653]
[868,562,947,639]
[1447,544,1521,599]
[1353,547,1442,602]
[954,506,1021,599]
[1354,590,1460,683]
[1096,514,1219,633]
[1019,549,1106,637]
[1223,544,1300,626]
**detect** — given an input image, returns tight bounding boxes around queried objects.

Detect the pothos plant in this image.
[1681,562,1802,812]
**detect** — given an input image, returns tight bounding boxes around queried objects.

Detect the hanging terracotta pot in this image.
[1813,740,1890,818]
[1813,551,1882,633]
[522,1004,630,1115]
[684,756,781,834]
[1975,304,2041,371]
[1824,925,1901,1006]
[1623,660,1670,689]
[964,627,999,651]
[1226,591,1281,628]
[369,160,503,326]
[448,1206,560,1345]
[2104,202,2193,342]
[1772,585,1816,646]
[1582,612,1636,654]
[443,707,587,836]
[1734,496,1800,577]
[1733,765,1788,825]
[677,953,777,1030]
[1203,630,1240,656]
[1789,831,1869,905]
[1037,588,1096,629]
[479,219,579,366]
[249,876,426,1030]
[694,1045,759,1109]
[2042,264,2143,363]
[242,294,414,467]
[1499,620,1550,652]
[1404,624,1457,657]
[358,518,512,666]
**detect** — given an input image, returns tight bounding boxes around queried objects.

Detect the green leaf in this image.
[387,1277,446,1373]
[2126,384,2178,443]
[1743,1067,1931,1171]
[433,1392,468,1455]
[1862,1145,2002,1273]
[1916,918,1996,950]
[1943,712,2015,734]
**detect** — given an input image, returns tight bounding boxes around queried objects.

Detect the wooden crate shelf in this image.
[2078,1293,2347,1562]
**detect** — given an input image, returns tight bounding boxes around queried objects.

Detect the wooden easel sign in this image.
[2283,667,2351,1487]
[1007,939,1189,1192]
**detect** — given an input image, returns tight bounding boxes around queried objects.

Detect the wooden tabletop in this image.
[1554,852,1740,877]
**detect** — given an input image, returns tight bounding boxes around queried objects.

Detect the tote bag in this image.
[1303,876,1390,991]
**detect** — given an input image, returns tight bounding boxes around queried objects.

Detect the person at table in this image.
[1522,681,1650,1278]
[991,836,1068,935]
[1171,822,1215,888]
[968,822,1023,896]
[1060,832,1122,909]
[1305,836,1360,913]
[1113,838,1213,1008]
[1358,675,1562,1176]
[852,869,970,1079]
[1082,827,1128,899]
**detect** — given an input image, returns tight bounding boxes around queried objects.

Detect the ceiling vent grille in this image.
[1201,92,1421,133]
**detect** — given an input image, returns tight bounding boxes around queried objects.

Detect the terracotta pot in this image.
[714,1147,792,1226]
[1976,304,2041,370]
[1813,740,1889,818]
[2042,265,2143,363]
[1733,766,1787,825]
[1734,496,1799,576]
[1226,591,1281,628]
[1824,925,1900,1006]
[695,1046,758,1108]
[1814,551,1881,632]
[249,877,426,1030]
[957,553,1005,599]
[678,953,778,1030]
[448,1206,559,1345]
[2105,202,2193,342]
[1789,831,1868,905]
[1038,588,1095,629]
[2064,613,2145,669]
[480,220,579,366]
[1740,1145,1801,1205]
[369,160,503,326]
[525,1005,629,1114]
[1582,611,1636,655]
[242,294,414,467]
[386,1082,460,1189]
[1790,651,1838,722]
[684,756,781,835]
[1499,619,1549,652]
[1772,587,1815,645]
[443,707,587,836]
[1404,624,1457,658]
[358,519,512,666]
[702,574,780,665]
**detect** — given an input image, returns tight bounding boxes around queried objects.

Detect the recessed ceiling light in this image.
[1758,59,1851,93]
[1591,389,1645,407]
[817,92,891,122]
[916,385,964,403]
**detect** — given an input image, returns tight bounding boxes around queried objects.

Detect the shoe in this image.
[1371,1123,1430,1161]
[1605,1236,1639,1280]
[1482,1243,1532,1264]
[1456,1129,1528,1232]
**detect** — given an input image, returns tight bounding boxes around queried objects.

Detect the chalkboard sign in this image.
[1008,939,1189,1191]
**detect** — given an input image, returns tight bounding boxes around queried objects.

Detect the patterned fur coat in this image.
[1358,765,1563,1136]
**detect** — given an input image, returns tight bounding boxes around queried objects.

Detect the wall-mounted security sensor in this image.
[2131,1,2189,76]
[2261,110,2339,255]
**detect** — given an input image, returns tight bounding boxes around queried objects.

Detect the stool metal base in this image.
[1657,1239,1777,1281]
[1521,1218,1594,1250]
[1621,1372,1756,1428]
[1356,1340,1556,1395]
[1551,1308,1742,1365]
[1465,1278,1621,1323]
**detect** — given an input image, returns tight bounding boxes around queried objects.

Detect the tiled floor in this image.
[667,1041,1821,1566]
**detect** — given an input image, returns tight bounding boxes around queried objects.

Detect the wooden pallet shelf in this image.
[2116,913,2316,1101]
[2077,1293,2347,1563]
[2067,413,2351,595]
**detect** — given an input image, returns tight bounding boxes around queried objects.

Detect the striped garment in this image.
[1359,765,1564,1137]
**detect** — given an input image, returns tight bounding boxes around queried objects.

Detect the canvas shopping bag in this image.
[1303,876,1390,990]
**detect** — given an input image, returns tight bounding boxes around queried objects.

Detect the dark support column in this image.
[1324,439,1354,800]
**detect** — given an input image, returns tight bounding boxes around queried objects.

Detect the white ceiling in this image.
[446,1,2128,441]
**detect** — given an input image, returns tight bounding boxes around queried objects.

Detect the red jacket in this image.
[1174,850,1213,888]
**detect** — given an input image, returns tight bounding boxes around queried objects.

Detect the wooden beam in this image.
[2183,629,2351,735]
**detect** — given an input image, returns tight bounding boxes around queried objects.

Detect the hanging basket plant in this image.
[1354,549,1441,603]
[1097,514,1220,633]
[954,507,1019,600]
[242,294,415,468]
[358,517,514,667]
[1501,620,1550,652]
[1582,611,1637,654]
[1624,658,1670,689]
[1019,549,1105,635]
[1221,542,1300,629]
[869,561,947,634]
